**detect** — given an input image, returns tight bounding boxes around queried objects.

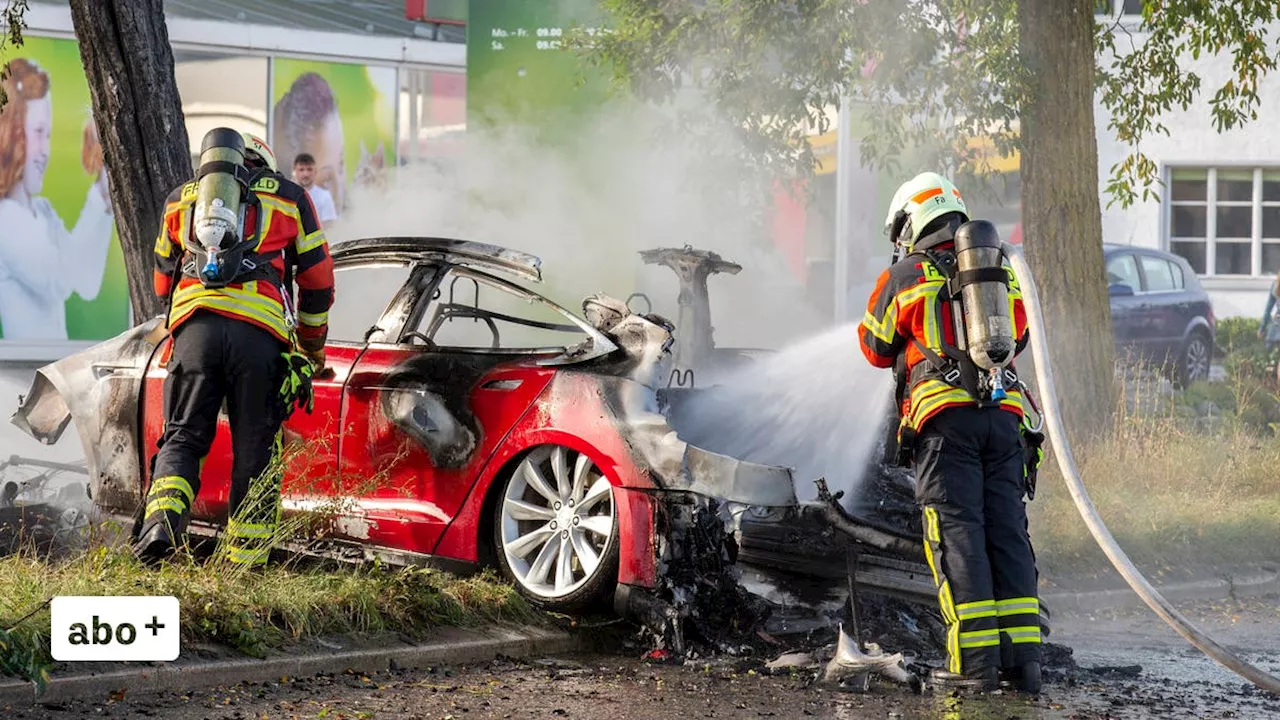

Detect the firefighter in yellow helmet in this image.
[134,129,333,568]
[859,172,1043,693]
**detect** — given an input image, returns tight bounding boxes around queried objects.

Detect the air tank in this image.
[954,220,1015,370]
[192,128,247,282]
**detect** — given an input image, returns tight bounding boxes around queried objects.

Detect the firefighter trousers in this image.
[138,311,288,567]
[912,405,1041,675]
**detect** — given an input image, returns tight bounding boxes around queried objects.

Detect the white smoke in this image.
[327,105,826,351]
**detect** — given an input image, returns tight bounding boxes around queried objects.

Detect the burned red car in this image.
[12,238,799,623]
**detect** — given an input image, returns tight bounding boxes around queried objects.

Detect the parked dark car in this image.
[1105,244,1215,387]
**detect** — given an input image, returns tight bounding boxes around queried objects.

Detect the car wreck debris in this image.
[823,625,921,692]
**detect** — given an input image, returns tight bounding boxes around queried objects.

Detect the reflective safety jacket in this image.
[859,241,1029,436]
[153,174,335,350]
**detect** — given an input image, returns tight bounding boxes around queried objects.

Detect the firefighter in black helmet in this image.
[859,172,1044,694]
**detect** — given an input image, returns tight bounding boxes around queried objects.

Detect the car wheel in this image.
[494,444,619,612]
[1174,330,1212,389]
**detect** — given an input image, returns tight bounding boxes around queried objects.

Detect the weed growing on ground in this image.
[0,436,535,689]
[1032,363,1280,578]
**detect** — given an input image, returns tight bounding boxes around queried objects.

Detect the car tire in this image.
[1173,329,1212,390]
[493,444,620,613]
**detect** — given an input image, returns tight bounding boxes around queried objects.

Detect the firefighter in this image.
[858,172,1042,693]
[133,129,334,568]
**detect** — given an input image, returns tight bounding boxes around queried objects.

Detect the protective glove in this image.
[1022,429,1046,501]
[280,351,316,415]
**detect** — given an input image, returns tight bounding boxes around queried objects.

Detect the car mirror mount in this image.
[1109,283,1135,297]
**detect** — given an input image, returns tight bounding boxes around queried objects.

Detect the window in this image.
[1094,0,1145,14]
[1138,255,1176,293]
[1165,167,1280,277]
[1107,254,1140,289]
[327,265,412,344]
[417,270,594,352]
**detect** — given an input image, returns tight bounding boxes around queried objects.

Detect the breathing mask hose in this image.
[1003,242,1280,695]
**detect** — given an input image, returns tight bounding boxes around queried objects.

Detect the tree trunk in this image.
[1017,0,1117,447]
[68,0,190,324]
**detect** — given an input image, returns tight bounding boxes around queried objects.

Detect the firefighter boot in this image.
[1000,661,1043,694]
[929,666,999,692]
[133,522,178,565]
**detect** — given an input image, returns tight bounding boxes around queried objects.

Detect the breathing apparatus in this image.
[185,128,270,289]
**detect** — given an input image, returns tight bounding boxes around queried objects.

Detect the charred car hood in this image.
[581,294,798,509]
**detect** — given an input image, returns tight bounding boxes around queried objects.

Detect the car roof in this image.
[330,237,543,283]
[1103,244,1187,263]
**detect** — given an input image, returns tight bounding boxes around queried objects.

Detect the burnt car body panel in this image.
[11,237,799,604]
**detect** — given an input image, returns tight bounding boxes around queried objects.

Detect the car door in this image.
[138,335,350,525]
[1136,254,1181,362]
[337,266,591,556]
[1105,252,1144,360]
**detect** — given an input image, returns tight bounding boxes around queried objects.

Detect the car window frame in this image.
[395,264,619,365]
[1106,252,1142,292]
[1135,253,1181,295]
[326,261,432,347]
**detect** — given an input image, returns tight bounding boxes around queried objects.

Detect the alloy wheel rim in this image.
[500,445,614,598]
[1187,338,1210,381]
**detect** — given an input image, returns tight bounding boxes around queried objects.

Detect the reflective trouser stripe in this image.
[997,597,1042,645]
[959,629,1001,648]
[225,545,270,567]
[151,476,195,504]
[956,600,998,621]
[1001,626,1042,644]
[227,520,273,539]
[145,497,186,518]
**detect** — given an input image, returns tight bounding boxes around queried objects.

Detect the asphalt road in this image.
[10,595,1280,720]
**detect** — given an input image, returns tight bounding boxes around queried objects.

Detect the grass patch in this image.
[0,543,536,690]
[1031,366,1280,578]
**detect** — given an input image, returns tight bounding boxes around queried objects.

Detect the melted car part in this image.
[11,319,164,513]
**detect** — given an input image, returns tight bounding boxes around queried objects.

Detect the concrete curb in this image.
[0,626,580,707]
[1044,570,1280,615]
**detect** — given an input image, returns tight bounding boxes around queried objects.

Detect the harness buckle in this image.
[943,367,963,385]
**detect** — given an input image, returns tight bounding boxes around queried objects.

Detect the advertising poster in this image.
[465,0,610,137]
[270,59,397,218]
[0,36,129,348]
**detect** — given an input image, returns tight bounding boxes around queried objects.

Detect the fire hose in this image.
[1004,243,1280,695]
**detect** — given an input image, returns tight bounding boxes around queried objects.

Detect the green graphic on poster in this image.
[271,59,397,217]
[466,0,611,135]
[0,36,129,344]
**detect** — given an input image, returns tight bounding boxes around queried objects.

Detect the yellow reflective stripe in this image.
[171,283,288,336]
[297,228,327,254]
[151,476,195,504]
[862,303,898,344]
[298,310,328,327]
[923,507,942,587]
[226,545,270,566]
[996,598,1040,615]
[1001,626,1042,644]
[956,601,998,621]
[958,629,1001,648]
[145,497,186,518]
[154,231,174,259]
[948,623,962,673]
[227,520,273,539]
[909,386,972,428]
[896,280,942,308]
[922,293,942,349]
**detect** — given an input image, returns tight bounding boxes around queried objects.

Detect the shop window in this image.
[398,68,466,164]
[1166,167,1280,277]
[173,50,268,162]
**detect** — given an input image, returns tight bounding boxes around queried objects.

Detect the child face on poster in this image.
[274,72,347,212]
[312,110,346,211]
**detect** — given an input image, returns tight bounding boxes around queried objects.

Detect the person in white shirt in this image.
[0,58,114,341]
[292,152,337,224]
